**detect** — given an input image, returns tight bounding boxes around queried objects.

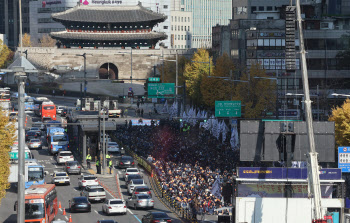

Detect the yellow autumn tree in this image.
[0,109,16,204]
[0,39,11,68]
[329,98,350,146]
[233,63,276,119]
[183,48,214,105]
[40,34,56,47]
[200,53,234,108]
[20,33,33,47]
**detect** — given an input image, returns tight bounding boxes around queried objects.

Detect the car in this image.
[61,107,68,117]
[107,142,120,153]
[56,106,65,114]
[25,131,38,142]
[78,175,99,189]
[124,168,140,181]
[126,194,154,210]
[125,174,143,187]
[128,179,147,195]
[64,160,81,174]
[69,197,91,213]
[132,186,152,197]
[97,221,116,223]
[80,185,106,202]
[51,171,70,185]
[52,221,67,223]
[57,151,74,164]
[29,127,40,132]
[31,118,44,130]
[102,199,127,215]
[118,156,135,169]
[142,212,172,223]
[28,139,42,149]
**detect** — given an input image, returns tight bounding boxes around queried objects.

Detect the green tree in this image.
[0,110,16,204]
[200,53,234,108]
[0,40,11,68]
[183,48,214,105]
[233,63,276,119]
[20,33,33,47]
[329,98,350,146]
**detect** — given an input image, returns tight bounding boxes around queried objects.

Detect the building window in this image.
[175,26,176,31]
[181,35,183,40]
[163,5,168,9]
[259,6,264,11]
[237,7,247,14]
[188,26,190,31]
[251,6,256,13]
[178,35,180,40]
[266,6,273,11]
[181,26,183,31]
[164,26,168,29]
[171,25,173,31]
[181,17,183,22]
[267,17,274,19]
[175,35,177,40]
[185,26,187,31]
[171,16,173,22]
[185,17,186,22]
[178,26,180,30]
[185,35,186,40]
[175,17,177,22]
[188,17,190,22]
[188,35,190,39]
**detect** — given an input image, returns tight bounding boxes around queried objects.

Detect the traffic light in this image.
[204,119,207,123]
[179,119,182,122]
[128,91,134,98]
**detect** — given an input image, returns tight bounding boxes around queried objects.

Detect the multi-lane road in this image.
[0,95,180,223]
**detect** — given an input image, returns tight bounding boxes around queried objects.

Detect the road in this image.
[0,95,181,223]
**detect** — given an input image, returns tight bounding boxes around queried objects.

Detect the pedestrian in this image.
[52,89,55,97]
[137,101,140,108]
[121,109,124,118]
[96,159,101,174]
[147,155,153,163]
[141,97,144,105]
[109,159,113,174]
[141,108,144,117]
[86,153,92,169]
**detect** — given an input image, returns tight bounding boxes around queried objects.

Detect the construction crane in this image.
[295,0,325,222]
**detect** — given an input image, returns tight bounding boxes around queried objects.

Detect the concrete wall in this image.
[236,197,344,223]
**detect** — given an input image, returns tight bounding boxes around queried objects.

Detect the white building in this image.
[170,11,192,49]
[29,0,79,44]
[0,34,8,46]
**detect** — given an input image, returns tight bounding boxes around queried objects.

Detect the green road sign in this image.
[148,83,175,98]
[148,77,160,82]
[215,101,241,117]
[10,151,29,159]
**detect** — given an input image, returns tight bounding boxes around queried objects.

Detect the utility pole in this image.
[103,105,106,175]
[162,49,164,83]
[16,72,26,223]
[130,48,133,85]
[19,0,23,56]
[296,0,323,220]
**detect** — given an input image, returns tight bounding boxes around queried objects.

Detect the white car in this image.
[78,175,99,189]
[57,151,74,164]
[127,179,147,195]
[102,199,127,215]
[80,185,106,202]
[124,168,140,181]
[51,171,70,185]
[56,106,65,114]
[107,142,120,153]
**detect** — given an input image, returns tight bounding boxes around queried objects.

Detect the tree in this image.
[20,33,33,47]
[183,48,214,105]
[233,63,276,119]
[0,40,11,68]
[329,98,350,146]
[0,110,16,204]
[200,53,234,108]
[39,34,56,47]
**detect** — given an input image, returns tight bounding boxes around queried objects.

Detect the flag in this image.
[210,176,221,199]
[162,100,168,113]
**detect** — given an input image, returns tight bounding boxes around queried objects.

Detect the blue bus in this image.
[26,164,45,189]
[48,128,69,155]
[24,97,35,111]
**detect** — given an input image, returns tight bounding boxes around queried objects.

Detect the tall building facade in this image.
[183,0,232,48]
[170,11,192,49]
[0,0,30,49]
[29,0,79,44]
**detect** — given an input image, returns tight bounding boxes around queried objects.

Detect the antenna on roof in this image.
[138,1,142,6]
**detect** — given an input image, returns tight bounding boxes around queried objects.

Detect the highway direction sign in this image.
[215,101,241,117]
[148,83,175,98]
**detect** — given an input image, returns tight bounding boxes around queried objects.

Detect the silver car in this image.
[28,139,42,149]
[64,161,81,175]
[128,179,147,195]
[132,186,152,197]
[126,194,154,210]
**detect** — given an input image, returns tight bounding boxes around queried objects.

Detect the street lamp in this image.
[76,53,87,110]
[254,77,279,119]
[208,75,249,100]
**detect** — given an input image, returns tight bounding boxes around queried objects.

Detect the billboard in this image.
[338,146,350,172]
[238,167,341,180]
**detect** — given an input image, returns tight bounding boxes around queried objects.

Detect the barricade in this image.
[111,134,196,223]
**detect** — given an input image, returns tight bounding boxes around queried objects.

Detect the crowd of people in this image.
[114,120,238,215]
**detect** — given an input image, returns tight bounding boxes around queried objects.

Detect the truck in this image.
[8,159,45,188]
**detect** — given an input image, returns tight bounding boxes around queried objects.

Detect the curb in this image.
[98,179,119,199]
[115,174,123,198]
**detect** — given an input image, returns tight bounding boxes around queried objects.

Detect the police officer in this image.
[106,153,111,162]
[86,153,92,169]
[109,160,113,174]
[96,159,101,174]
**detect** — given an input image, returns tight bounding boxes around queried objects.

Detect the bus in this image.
[48,128,69,154]
[8,159,45,189]
[34,97,49,116]
[41,101,57,121]
[19,184,58,223]
[25,97,35,110]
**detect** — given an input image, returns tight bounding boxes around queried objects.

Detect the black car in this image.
[25,131,38,142]
[97,220,116,223]
[125,174,143,187]
[142,212,172,223]
[69,197,91,213]
[61,108,67,117]
[118,156,135,169]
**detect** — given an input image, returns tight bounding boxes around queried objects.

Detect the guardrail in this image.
[111,134,197,223]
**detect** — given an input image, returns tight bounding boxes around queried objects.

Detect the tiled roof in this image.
[51,4,167,23]
[7,56,37,72]
[50,31,167,41]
